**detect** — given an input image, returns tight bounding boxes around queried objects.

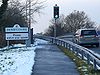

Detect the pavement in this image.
[31,40,80,75]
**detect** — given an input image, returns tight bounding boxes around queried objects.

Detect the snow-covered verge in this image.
[0,39,48,75]
[0,40,38,75]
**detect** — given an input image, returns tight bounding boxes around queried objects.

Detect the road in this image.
[59,35,100,54]
[32,40,79,75]
[89,47,100,54]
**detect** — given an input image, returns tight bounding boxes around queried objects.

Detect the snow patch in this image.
[0,39,46,75]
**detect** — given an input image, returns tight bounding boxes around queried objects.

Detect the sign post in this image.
[7,40,9,49]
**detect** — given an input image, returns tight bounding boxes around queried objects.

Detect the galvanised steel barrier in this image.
[37,36,100,70]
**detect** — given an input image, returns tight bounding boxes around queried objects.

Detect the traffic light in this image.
[54,4,59,19]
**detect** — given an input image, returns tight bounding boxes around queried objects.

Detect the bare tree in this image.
[0,0,45,47]
[0,0,45,31]
[44,25,54,36]
[8,0,45,23]
[64,10,95,33]
[45,11,95,36]
[0,7,28,29]
[44,15,65,37]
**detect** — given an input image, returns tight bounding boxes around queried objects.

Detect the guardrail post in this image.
[53,39,55,44]
[59,40,61,45]
[69,44,71,50]
[87,54,90,65]
[64,42,66,48]
[68,44,70,50]
[81,50,84,60]
[68,44,71,51]
[93,59,97,70]
[54,38,56,44]
[60,41,62,46]
[56,39,58,45]
[51,38,53,43]
[71,45,75,52]
[76,48,79,56]
[65,43,67,48]
[65,42,67,47]
[58,40,59,45]
[67,44,69,49]
[61,41,63,46]
[70,45,73,51]
[72,46,76,53]
[55,39,57,44]
[62,41,64,46]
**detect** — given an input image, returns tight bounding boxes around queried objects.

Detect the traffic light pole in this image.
[53,4,59,38]
[54,18,57,38]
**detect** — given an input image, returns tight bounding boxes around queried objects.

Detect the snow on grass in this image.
[0,40,39,75]
[0,39,49,75]
[12,44,26,48]
[35,39,48,45]
[0,46,36,75]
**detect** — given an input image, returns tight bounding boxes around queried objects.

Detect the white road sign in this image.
[6,33,28,40]
[5,24,29,40]
[5,24,28,32]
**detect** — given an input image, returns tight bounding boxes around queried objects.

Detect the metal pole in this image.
[54,18,57,38]
[29,0,31,28]
[29,0,31,43]
[7,40,9,49]
[53,4,59,38]
[27,0,31,47]
[26,0,28,20]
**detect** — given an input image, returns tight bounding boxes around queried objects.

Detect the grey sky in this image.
[0,0,100,34]
[32,0,100,34]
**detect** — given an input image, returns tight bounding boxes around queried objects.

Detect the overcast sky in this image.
[1,0,99,34]
[32,0,100,34]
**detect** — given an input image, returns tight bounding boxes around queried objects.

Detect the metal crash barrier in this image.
[36,36,100,70]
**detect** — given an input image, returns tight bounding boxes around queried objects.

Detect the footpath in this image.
[31,40,80,75]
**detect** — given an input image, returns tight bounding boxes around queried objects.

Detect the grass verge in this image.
[58,46,100,75]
